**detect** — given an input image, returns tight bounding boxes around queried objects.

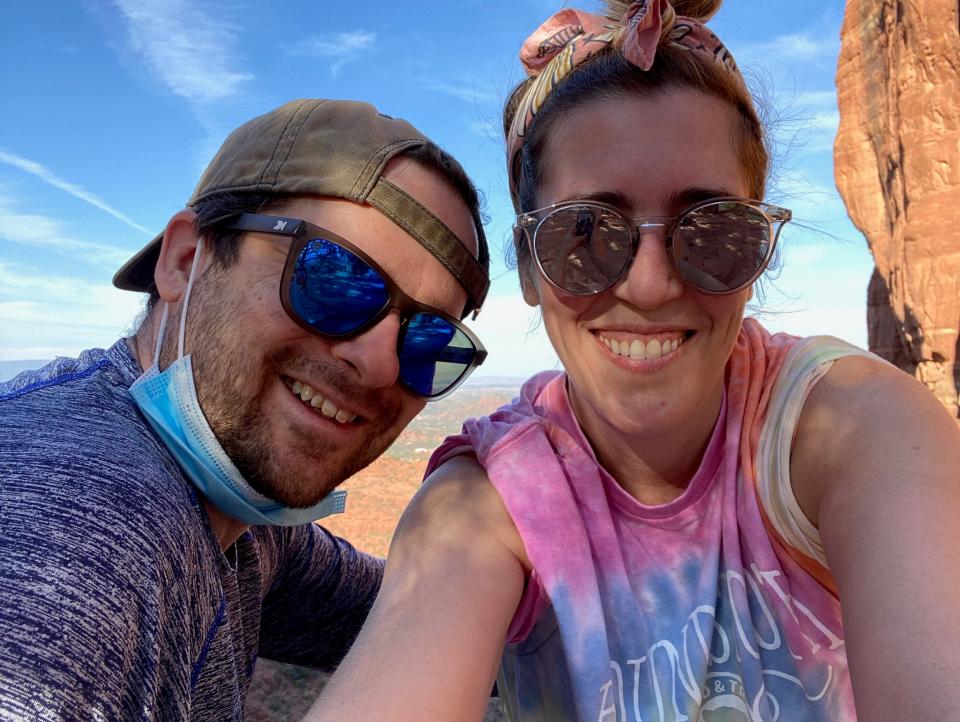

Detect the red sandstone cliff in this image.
[834,0,960,418]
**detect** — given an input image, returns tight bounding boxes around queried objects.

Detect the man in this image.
[0,99,489,719]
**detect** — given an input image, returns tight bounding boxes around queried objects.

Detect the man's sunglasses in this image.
[226,213,487,400]
[515,197,792,296]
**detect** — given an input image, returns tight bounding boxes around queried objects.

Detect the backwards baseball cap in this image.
[113,99,489,317]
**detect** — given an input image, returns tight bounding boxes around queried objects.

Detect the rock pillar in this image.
[834,0,960,418]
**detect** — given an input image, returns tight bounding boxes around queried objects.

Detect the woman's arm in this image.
[303,454,528,722]
[791,355,960,721]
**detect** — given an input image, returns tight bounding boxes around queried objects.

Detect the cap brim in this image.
[113,232,163,292]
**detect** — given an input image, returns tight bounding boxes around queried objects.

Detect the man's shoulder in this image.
[1,341,208,550]
[4,340,148,445]
[1,342,127,394]
[0,342,142,428]
[0,350,220,654]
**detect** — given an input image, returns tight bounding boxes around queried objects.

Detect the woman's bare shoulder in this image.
[393,453,532,572]
[790,353,959,526]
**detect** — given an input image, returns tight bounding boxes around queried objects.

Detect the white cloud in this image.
[0,149,152,236]
[421,80,499,105]
[794,90,837,108]
[0,197,133,269]
[781,243,830,266]
[470,291,560,379]
[771,171,846,221]
[736,30,839,71]
[750,306,868,348]
[809,110,840,134]
[286,30,378,76]
[0,260,144,359]
[774,32,839,61]
[290,31,377,57]
[774,90,840,154]
[113,0,253,104]
[804,110,840,152]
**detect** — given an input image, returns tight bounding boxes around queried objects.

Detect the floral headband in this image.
[506,0,743,194]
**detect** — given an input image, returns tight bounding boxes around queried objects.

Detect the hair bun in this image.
[602,0,721,22]
[670,0,722,21]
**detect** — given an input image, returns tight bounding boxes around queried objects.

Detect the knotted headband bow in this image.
[506,0,742,194]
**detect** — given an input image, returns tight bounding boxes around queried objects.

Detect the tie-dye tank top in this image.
[427,320,873,721]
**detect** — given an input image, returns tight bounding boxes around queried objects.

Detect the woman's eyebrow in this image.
[667,186,739,208]
[558,186,740,214]
[558,190,632,208]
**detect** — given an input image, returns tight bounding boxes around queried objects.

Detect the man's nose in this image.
[328,311,402,390]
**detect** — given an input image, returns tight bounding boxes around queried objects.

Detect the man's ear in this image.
[154,210,203,304]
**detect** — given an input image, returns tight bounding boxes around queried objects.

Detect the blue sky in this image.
[0,0,867,379]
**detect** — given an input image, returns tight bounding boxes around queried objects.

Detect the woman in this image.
[306,1,960,720]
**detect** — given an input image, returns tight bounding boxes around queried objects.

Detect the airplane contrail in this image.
[0,149,153,236]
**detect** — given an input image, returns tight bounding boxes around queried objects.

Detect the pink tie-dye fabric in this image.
[427,319,860,721]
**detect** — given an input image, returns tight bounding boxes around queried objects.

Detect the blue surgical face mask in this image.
[129,239,346,526]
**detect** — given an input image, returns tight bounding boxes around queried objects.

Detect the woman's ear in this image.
[520,265,540,307]
[153,210,202,304]
[514,227,540,307]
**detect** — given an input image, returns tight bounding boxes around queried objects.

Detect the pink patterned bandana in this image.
[507,0,742,194]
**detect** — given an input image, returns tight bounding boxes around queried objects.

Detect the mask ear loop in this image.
[176,238,205,359]
[151,304,170,368]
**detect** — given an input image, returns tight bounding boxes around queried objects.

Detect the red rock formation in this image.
[834,0,960,418]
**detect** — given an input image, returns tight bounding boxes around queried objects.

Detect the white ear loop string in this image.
[177,238,205,359]
[151,304,170,368]
[152,238,205,365]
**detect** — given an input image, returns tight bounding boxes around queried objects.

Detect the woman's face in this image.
[529,88,752,451]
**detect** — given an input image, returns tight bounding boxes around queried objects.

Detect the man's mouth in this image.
[282,377,359,424]
[596,331,694,361]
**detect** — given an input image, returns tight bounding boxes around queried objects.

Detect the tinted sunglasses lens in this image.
[674,201,772,293]
[534,206,632,293]
[288,239,389,335]
[398,313,477,397]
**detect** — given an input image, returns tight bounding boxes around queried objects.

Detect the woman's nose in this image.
[611,225,685,309]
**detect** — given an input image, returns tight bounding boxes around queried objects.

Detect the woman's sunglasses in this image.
[515,197,792,296]
[226,213,487,400]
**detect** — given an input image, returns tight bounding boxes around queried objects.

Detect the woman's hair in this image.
[503,0,770,275]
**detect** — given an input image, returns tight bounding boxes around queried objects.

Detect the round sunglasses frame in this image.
[225,213,488,400]
[515,196,793,297]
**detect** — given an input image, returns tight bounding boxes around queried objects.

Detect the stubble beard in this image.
[161,267,407,509]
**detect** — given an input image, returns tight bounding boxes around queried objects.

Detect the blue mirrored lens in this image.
[399,313,476,397]
[288,239,389,336]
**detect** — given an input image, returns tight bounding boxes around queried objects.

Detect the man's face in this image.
[162,158,478,508]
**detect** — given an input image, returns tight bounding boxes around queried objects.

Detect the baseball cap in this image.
[113,99,489,316]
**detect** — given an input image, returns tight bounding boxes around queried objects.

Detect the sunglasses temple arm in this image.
[226,214,304,236]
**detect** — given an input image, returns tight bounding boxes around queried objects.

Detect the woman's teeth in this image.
[598,333,687,361]
[290,380,357,424]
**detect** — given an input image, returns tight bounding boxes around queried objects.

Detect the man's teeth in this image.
[290,380,357,424]
[599,333,686,360]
